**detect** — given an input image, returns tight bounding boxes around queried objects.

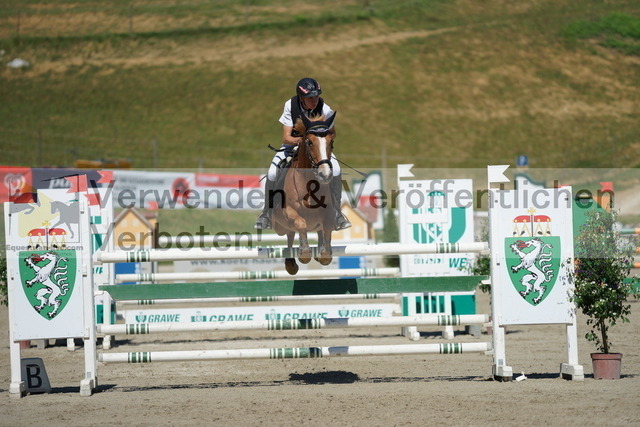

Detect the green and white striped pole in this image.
[119,292,396,306]
[619,228,640,235]
[97,242,490,263]
[115,267,400,283]
[99,341,491,364]
[98,314,489,335]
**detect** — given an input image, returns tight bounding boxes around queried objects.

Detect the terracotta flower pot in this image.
[591,353,622,379]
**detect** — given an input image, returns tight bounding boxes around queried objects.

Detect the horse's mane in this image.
[293,114,325,135]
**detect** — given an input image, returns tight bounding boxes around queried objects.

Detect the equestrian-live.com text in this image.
[2,244,85,251]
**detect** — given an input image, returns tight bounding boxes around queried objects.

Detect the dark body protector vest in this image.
[289,96,325,137]
[273,96,327,191]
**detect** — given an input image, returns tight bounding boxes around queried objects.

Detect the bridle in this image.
[304,126,333,173]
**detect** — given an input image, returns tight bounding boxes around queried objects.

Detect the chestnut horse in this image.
[272,113,337,275]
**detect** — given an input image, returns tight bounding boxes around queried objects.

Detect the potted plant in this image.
[572,209,639,379]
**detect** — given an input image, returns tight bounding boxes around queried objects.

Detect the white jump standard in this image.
[4,165,586,398]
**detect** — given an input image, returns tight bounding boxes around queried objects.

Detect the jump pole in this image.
[118,293,399,306]
[115,267,400,283]
[97,242,489,263]
[158,233,319,246]
[99,342,491,364]
[619,228,640,235]
[98,314,489,335]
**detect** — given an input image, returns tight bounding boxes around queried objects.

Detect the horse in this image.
[271,113,337,275]
[50,200,79,239]
[9,195,40,215]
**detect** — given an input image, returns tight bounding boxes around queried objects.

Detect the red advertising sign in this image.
[0,166,33,202]
[195,173,262,188]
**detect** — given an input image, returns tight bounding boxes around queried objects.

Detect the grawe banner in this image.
[122,304,397,324]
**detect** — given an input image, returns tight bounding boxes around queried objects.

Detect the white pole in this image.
[98,314,489,335]
[99,342,491,363]
[98,242,490,263]
[79,200,97,397]
[488,166,513,381]
[8,327,26,397]
[118,293,399,306]
[116,267,400,283]
[158,234,317,246]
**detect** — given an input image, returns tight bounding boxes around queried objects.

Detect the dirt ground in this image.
[1,291,639,426]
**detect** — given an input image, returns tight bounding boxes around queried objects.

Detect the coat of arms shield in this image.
[19,250,77,320]
[503,211,562,306]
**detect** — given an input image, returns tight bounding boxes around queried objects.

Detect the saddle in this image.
[269,145,298,210]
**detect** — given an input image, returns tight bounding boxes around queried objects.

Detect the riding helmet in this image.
[296,77,322,98]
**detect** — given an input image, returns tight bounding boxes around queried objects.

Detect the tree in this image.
[0,253,7,306]
[572,209,639,353]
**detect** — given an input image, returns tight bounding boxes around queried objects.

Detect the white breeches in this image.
[267,148,341,181]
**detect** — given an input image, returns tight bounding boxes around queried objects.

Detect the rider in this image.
[255,77,352,231]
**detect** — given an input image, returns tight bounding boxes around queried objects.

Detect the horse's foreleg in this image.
[285,233,299,275]
[298,231,311,264]
[314,232,324,263]
[317,228,333,266]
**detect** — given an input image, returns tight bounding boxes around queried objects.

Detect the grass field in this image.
[0,0,638,170]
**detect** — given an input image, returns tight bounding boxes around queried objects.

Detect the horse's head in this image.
[296,112,337,184]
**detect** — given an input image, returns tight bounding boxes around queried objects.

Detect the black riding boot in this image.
[255,179,276,229]
[331,177,351,231]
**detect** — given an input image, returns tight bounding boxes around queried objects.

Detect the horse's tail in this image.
[54,257,70,295]
[539,244,554,282]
